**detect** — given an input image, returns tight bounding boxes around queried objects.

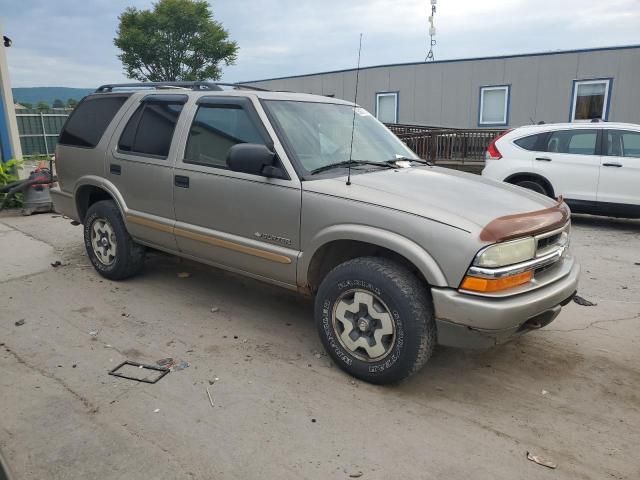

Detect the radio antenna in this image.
[346,33,363,186]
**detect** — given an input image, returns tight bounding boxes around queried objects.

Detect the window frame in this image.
[58,93,131,150]
[603,129,640,158]
[544,128,603,157]
[569,78,613,123]
[181,96,289,179]
[375,91,399,124]
[478,85,510,127]
[116,94,188,160]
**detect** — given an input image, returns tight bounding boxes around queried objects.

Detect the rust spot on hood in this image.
[480,198,570,243]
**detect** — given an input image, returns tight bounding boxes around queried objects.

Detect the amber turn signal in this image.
[460,271,533,293]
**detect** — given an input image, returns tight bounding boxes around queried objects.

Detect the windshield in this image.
[263,100,418,174]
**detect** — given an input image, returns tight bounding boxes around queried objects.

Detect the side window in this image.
[184,105,265,168]
[118,101,184,158]
[59,95,129,148]
[607,130,640,158]
[544,130,597,156]
[513,134,541,151]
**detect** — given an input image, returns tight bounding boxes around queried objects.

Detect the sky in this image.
[2,0,640,88]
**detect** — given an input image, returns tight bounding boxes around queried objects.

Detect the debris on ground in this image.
[573,294,597,307]
[109,360,170,384]
[89,330,99,337]
[14,319,25,326]
[153,408,160,413]
[177,272,191,278]
[635,262,640,266]
[50,261,62,268]
[121,312,130,318]
[70,220,80,226]
[206,386,214,407]
[541,390,549,395]
[210,307,219,313]
[156,357,190,372]
[526,451,557,469]
[349,472,363,478]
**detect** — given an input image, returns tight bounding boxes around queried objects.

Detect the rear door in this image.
[531,128,602,201]
[596,129,640,215]
[172,96,301,286]
[106,94,187,249]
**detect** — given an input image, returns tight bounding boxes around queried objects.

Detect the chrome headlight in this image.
[474,237,536,268]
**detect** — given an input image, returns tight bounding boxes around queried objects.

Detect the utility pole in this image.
[426,0,437,61]
[0,21,23,163]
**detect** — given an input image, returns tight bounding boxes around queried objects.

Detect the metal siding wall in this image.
[610,50,640,123]
[503,56,540,126]
[413,63,444,126]
[247,47,640,127]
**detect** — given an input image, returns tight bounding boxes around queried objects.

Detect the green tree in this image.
[114,0,238,82]
[52,98,64,108]
[36,101,49,111]
[67,98,78,108]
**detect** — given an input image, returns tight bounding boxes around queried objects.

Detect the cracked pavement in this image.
[1,212,639,479]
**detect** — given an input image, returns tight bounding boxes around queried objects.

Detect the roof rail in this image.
[94,81,269,93]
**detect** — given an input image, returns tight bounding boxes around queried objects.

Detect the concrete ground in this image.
[0,212,638,480]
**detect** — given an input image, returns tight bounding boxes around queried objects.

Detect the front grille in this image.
[535,223,570,258]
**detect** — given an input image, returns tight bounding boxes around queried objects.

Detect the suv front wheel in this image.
[314,257,436,384]
[84,200,145,280]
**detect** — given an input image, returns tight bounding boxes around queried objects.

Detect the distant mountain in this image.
[12,87,94,106]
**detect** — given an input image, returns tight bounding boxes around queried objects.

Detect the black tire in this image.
[83,200,145,280]
[515,179,549,196]
[314,257,436,384]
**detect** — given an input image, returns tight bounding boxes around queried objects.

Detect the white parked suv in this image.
[482,122,640,218]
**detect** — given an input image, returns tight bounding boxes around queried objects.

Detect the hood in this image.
[304,166,560,236]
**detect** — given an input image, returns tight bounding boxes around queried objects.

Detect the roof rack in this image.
[94,81,269,93]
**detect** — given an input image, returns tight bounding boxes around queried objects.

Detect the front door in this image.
[172,96,301,287]
[107,94,188,250]
[597,129,640,215]
[532,128,602,202]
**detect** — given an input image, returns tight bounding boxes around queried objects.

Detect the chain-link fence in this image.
[15,109,71,158]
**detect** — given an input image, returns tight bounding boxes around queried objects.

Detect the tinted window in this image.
[59,95,129,148]
[607,130,640,158]
[118,102,183,158]
[545,130,597,155]
[514,134,540,151]
[184,106,265,168]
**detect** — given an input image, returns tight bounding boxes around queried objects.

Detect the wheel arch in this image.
[300,225,448,292]
[74,176,127,223]
[504,172,555,197]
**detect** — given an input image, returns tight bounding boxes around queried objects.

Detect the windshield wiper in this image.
[310,160,397,175]
[389,156,433,166]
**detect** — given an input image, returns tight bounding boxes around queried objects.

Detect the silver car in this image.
[51,82,579,384]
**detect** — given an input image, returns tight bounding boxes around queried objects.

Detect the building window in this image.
[376,92,398,124]
[570,79,612,122]
[478,85,510,126]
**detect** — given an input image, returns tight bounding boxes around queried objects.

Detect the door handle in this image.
[110,164,121,175]
[602,162,622,168]
[535,157,552,162]
[174,175,190,188]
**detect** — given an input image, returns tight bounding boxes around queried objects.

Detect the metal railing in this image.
[386,124,505,164]
[15,109,71,158]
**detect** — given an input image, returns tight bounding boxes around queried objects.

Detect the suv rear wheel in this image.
[314,257,436,384]
[84,200,145,280]
[515,179,549,196]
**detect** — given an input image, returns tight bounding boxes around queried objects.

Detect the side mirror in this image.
[227,144,285,178]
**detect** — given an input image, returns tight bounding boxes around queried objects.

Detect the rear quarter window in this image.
[513,134,541,151]
[59,95,130,148]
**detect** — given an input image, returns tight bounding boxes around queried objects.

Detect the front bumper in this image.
[432,255,580,349]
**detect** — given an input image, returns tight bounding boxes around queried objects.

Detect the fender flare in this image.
[73,175,129,221]
[298,224,448,287]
